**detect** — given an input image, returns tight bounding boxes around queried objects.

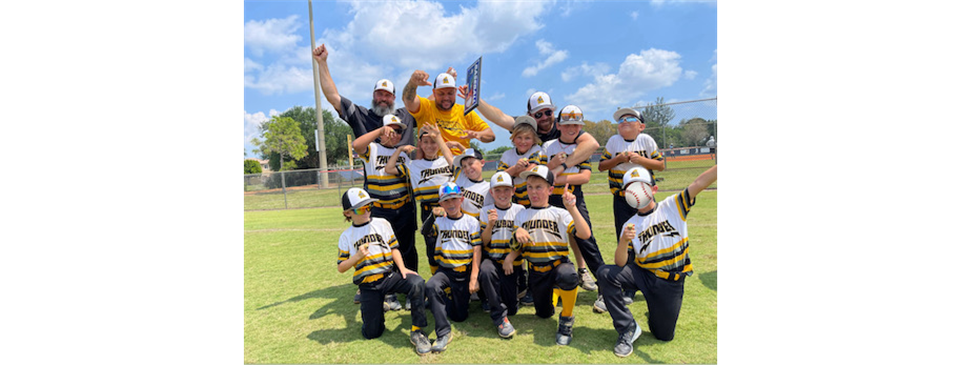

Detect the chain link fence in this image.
[244,98,717,211]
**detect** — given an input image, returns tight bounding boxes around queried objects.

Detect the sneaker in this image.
[579,268,597,291]
[405,296,412,311]
[481,300,491,313]
[520,291,534,306]
[555,315,575,346]
[470,292,480,302]
[410,330,432,356]
[613,320,642,358]
[354,289,361,304]
[593,294,607,314]
[497,317,516,338]
[385,294,402,311]
[431,333,452,353]
[623,295,634,305]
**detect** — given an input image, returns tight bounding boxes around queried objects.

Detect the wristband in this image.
[560,162,568,170]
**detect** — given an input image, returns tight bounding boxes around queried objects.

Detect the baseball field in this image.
[244,163,717,363]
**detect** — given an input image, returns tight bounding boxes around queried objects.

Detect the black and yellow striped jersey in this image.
[621,188,695,281]
[478,203,525,265]
[399,156,454,209]
[541,138,591,195]
[600,134,663,196]
[512,205,576,267]
[496,146,546,206]
[337,218,398,285]
[359,142,413,209]
[429,214,481,269]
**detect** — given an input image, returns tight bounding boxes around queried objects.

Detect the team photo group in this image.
[316,43,718,358]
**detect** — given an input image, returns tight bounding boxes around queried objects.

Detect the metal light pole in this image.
[309,0,329,188]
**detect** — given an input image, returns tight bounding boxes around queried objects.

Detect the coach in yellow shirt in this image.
[402,69,495,155]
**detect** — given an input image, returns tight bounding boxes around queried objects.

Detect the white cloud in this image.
[328,0,547,70]
[244,109,280,153]
[561,62,611,82]
[630,11,639,20]
[565,48,683,115]
[244,58,262,73]
[487,92,506,101]
[700,48,720,97]
[522,40,568,77]
[684,70,698,80]
[244,15,302,57]
[244,63,314,96]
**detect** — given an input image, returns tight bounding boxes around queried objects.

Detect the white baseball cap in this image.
[438,182,463,201]
[613,108,644,123]
[622,167,653,189]
[557,105,584,125]
[519,165,555,186]
[527,91,555,113]
[490,171,513,188]
[374,79,395,95]
[342,188,378,210]
[433,72,456,89]
[382,114,406,130]
[453,148,483,168]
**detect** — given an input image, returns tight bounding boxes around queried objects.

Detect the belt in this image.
[531,259,562,273]
[360,273,385,284]
[650,270,687,281]
[451,265,468,273]
[374,197,411,210]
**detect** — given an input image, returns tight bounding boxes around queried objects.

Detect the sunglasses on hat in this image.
[560,111,582,122]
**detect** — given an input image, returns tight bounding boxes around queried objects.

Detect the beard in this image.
[437,99,454,111]
[370,99,395,117]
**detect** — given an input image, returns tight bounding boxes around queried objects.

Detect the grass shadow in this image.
[698,270,717,291]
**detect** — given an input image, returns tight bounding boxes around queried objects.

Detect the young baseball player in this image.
[452,148,493,221]
[598,107,665,243]
[496,115,546,207]
[477,171,526,338]
[352,114,417,311]
[596,165,717,357]
[541,105,605,306]
[336,188,432,356]
[385,124,454,276]
[503,165,593,346]
[423,182,482,353]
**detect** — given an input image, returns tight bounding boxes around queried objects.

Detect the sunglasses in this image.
[533,109,553,119]
[353,205,372,215]
[439,183,462,196]
[559,111,583,122]
[618,116,641,123]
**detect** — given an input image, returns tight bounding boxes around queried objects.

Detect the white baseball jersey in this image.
[337,218,398,285]
[496,146,546,206]
[430,214,482,269]
[512,206,575,267]
[619,188,695,281]
[600,134,663,196]
[541,138,591,195]
[478,203,525,265]
[400,157,454,208]
[454,170,493,220]
[359,142,413,209]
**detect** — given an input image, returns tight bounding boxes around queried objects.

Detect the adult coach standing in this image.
[313,44,415,147]
[402,70,495,155]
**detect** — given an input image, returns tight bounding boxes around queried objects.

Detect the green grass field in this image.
[245,186,717,363]
[244,159,716,210]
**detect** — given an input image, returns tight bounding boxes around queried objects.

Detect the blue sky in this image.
[244,0,717,158]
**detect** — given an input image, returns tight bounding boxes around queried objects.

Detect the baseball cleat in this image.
[613,320,642,358]
[593,294,607,314]
[556,315,575,346]
[497,317,516,338]
[431,333,452,353]
[410,330,432,356]
[579,268,597,291]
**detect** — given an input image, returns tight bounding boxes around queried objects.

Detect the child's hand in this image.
[381,126,398,140]
[503,259,514,275]
[357,243,370,257]
[487,209,498,223]
[432,206,446,218]
[628,152,642,164]
[562,184,576,208]
[400,145,417,154]
[400,267,420,279]
[515,228,531,245]
[621,223,636,243]
[469,278,479,294]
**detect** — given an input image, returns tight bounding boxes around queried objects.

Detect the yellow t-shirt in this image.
[411,95,490,155]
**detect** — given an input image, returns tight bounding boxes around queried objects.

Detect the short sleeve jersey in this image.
[497,146,546,206]
[337,218,399,285]
[454,170,493,220]
[478,203,525,265]
[619,188,696,281]
[430,214,482,269]
[541,138,592,195]
[359,142,413,209]
[600,133,663,196]
[339,96,415,147]
[512,206,575,267]
[400,157,454,209]
[410,95,490,155]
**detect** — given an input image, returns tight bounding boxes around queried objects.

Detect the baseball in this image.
[624,183,654,209]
